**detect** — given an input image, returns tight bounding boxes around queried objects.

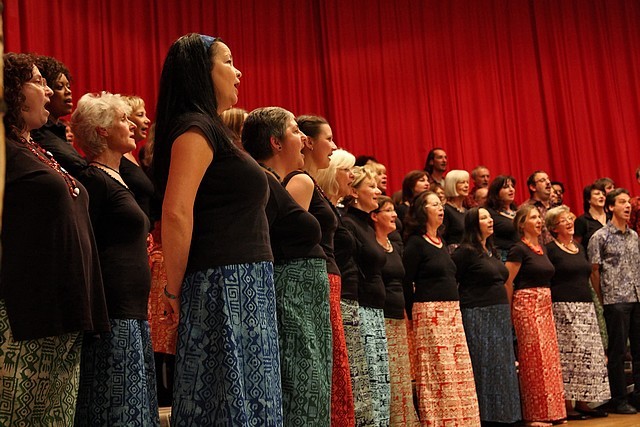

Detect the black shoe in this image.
[575,407,608,418]
[566,411,590,421]
[610,401,638,414]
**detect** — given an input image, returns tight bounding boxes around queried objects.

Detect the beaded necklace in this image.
[423,232,442,246]
[19,137,80,198]
[521,237,543,255]
[377,237,393,253]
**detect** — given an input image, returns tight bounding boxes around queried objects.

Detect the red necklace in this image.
[521,237,543,255]
[19,137,80,198]
[423,232,442,245]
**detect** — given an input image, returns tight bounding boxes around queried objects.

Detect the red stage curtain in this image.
[4,0,640,210]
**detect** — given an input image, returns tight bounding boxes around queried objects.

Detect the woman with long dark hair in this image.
[403,191,480,425]
[152,34,281,425]
[452,207,521,425]
[486,175,519,262]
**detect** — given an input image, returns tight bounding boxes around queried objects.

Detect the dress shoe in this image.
[609,401,637,415]
[566,411,590,421]
[575,407,608,418]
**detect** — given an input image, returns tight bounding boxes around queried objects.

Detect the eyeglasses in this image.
[27,76,48,89]
[554,216,575,226]
[425,202,443,208]
[377,208,396,213]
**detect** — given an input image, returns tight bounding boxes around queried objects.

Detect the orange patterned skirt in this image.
[512,287,566,422]
[328,274,355,427]
[412,301,480,426]
[146,228,178,355]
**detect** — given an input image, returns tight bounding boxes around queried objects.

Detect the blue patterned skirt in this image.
[274,258,332,426]
[171,261,283,426]
[74,318,159,426]
[358,307,391,427]
[341,299,375,427]
[461,304,522,423]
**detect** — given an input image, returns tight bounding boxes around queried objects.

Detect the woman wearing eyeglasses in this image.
[1,53,109,425]
[371,196,419,426]
[545,206,610,420]
[403,191,480,426]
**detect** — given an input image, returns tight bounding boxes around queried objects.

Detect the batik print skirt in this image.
[512,287,566,422]
[328,274,355,427]
[274,258,332,427]
[358,306,391,427]
[74,318,159,426]
[0,300,82,427]
[384,317,420,427]
[552,301,610,402]
[341,298,375,427]
[146,227,178,355]
[461,304,521,424]
[412,301,480,426]
[171,262,283,426]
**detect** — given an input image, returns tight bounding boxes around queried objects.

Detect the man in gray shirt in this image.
[589,188,640,414]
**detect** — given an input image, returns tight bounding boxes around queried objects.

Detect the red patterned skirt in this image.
[412,301,480,426]
[329,274,355,427]
[385,318,420,426]
[146,226,178,355]
[512,287,566,422]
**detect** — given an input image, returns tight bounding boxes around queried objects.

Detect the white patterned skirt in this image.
[552,301,610,402]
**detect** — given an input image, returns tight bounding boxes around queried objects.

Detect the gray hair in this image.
[71,92,131,159]
[444,169,470,198]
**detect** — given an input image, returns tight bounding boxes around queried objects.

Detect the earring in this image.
[354,198,358,205]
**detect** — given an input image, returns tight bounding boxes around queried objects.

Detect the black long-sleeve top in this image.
[342,207,387,309]
[403,234,459,318]
[382,240,406,319]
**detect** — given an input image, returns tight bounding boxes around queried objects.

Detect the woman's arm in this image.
[504,261,521,305]
[161,129,213,317]
[285,172,314,210]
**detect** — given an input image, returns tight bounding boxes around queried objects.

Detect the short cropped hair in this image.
[315,149,356,198]
[71,92,131,159]
[242,107,294,161]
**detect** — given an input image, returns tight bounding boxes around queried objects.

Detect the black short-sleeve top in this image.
[382,240,406,319]
[506,241,555,290]
[452,245,509,308]
[120,156,155,226]
[342,207,387,309]
[168,114,273,272]
[574,213,605,251]
[283,170,339,274]
[545,241,593,302]
[403,235,459,315]
[264,172,325,262]
[487,208,519,252]
[0,139,109,340]
[79,167,151,319]
[443,204,465,245]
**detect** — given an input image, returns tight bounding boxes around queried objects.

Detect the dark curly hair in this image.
[403,190,438,240]
[34,55,72,88]
[3,53,37,139]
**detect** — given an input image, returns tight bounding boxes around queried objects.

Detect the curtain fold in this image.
[4,0,640,210]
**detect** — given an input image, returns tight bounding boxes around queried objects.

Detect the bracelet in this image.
[164,285,179,300]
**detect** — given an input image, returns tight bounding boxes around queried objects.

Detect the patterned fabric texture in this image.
[146,229,178,355]
[358,307,391,427]
[461,304,522,424]
[74,318,159,426]
[0,300,82,427]
[512,288,566,422]
[589,280,608,349]
[328,274,355,427]
[384,318,420,427]
[171,262,283,426]
[552,302,610,402]
[341,298,375,427]
[274,258,332,427]
[412,301,480,426]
